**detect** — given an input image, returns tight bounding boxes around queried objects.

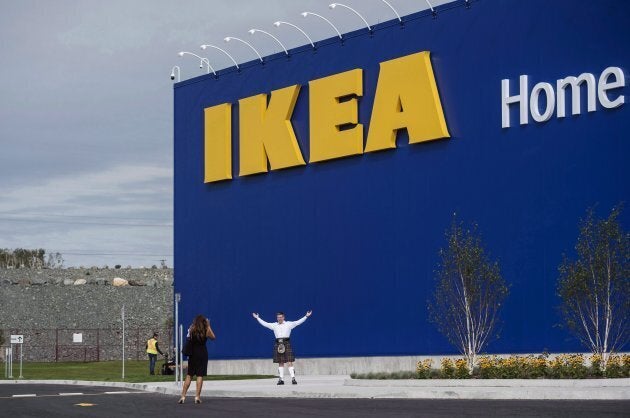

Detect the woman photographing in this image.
[178,315,216,404]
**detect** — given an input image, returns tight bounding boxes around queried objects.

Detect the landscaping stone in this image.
[112,277,128,287]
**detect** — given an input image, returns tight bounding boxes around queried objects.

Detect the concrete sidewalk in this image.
[4,376,629,400]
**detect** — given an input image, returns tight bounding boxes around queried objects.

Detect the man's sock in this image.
[278,367,285,380]
[289,367,295,378]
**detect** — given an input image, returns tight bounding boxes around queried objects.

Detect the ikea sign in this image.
[175,0,629,362]
[202,51,450,183]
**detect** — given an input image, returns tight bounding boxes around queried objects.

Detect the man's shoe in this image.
[292,378,297,385]
[277,379,285,385]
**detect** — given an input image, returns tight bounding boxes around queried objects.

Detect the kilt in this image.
[273,338,295,363]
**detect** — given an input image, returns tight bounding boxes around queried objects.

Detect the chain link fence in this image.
[0,327,173,362]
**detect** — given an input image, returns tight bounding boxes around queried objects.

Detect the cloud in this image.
[0,164,172,267]
[0,0,452,266]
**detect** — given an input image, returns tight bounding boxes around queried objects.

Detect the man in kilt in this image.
[252,310,312,385]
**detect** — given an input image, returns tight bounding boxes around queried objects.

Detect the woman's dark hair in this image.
[190,315,208,340]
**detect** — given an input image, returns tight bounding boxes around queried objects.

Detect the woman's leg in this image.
[180,374,192,399]
[195,376,204,400]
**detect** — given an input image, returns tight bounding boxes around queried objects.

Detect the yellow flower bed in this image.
[356,353,630,380]
[431,353,628,379]
[415,359,433,378]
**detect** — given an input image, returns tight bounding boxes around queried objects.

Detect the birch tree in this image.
[428,217,509,373]
[558,205,629,368]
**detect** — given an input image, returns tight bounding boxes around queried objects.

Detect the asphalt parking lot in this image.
[1,384,629,417]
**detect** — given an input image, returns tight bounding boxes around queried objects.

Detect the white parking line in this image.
[3,390,150,400]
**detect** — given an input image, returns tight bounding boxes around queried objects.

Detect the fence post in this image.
[96,329,100,362]
[19,344,23,379]
[8,345,13,379]
[55,328,59,362]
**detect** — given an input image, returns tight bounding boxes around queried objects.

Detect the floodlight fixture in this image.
[425,0,437,16]
[200,44,240,70]
[224,36,264,63]
[248,28,289,56]
[380,0,402,22]
[301,12,342,39]
[177,51,216,76]
[273,21,315,49]
[328,3,372,32]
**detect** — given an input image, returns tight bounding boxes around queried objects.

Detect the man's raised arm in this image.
[252,312,275,330]
[289,310,312,329]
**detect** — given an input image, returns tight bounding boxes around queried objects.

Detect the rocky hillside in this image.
[0,267,174,361]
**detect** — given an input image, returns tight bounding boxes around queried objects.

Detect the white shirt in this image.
[256,316,307,339]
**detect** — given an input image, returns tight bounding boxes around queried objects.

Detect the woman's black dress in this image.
[187,335,208,377]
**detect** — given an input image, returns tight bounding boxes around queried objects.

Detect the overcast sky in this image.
[0,0,451,268]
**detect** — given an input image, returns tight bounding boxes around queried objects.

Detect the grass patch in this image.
[1,361,273,383]
[351,371,417,380]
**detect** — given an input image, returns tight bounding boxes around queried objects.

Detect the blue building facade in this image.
[174,0,629,359]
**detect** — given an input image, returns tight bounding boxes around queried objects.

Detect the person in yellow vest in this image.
[146,332,164,375]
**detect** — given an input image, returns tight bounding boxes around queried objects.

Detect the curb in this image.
[1,378,629,400]
[344,378,630,388]
[342,378,630,400]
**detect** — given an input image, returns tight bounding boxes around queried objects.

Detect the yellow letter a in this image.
[238,85,306,176]
[365,51,449,152]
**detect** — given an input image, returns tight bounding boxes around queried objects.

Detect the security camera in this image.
[170,74,175,80]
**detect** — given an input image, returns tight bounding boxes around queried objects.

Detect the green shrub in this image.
[548,354,588,379]
[351,371,419,380]
[416,359,433,379]
[440,358,455,378]
[454,359,470,378]
[528,355,548,379]
[623,354,630,377]
[352,353,627,380]
[589,354,604,377]
[604,355,624,378]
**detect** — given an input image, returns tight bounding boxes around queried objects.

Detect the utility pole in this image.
[122,304,125,380]
[175,293,181,385]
